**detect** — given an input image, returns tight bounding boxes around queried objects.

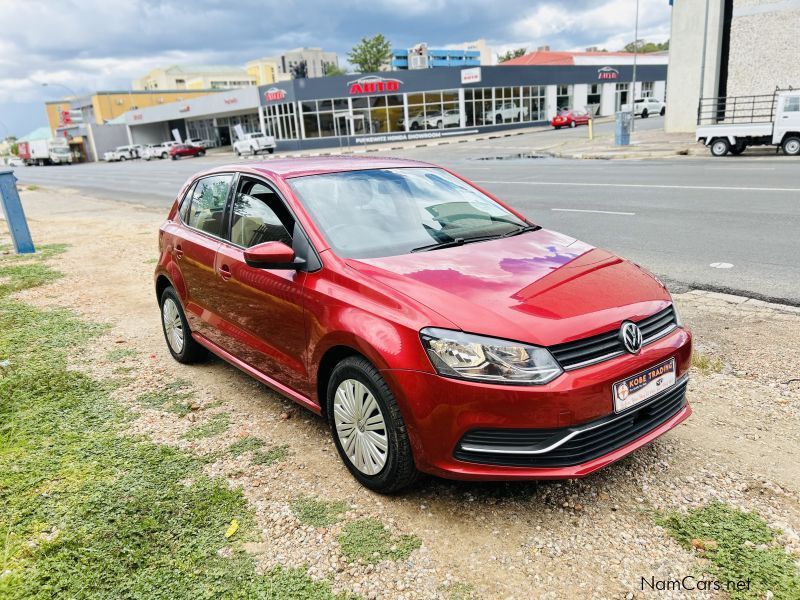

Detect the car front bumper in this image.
[382,326,692,481]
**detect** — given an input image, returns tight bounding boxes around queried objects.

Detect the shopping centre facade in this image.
[125,63,668,151]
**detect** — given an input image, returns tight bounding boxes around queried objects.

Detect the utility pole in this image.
[699,0,711,102]
[631,0,640,133]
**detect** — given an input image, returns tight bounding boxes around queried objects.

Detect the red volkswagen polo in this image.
[155,157,691,493]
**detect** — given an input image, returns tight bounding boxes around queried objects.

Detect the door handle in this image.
[174,244,184,259]
[218,264,232,281]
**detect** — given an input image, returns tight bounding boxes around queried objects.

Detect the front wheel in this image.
[660,106,666,116]
[267,148,275,154]
[641,109,649,119]
[710,138,731,157]
[495,114,503,124]
[161,152,168,159]
[782,136,800,156]
[327,356,419,494]
[119,156,127,161]
[198,150,205,156]
[569,120,576,128]
[159,286,207,364]
[730,140,747,155]
[436,120,443,129]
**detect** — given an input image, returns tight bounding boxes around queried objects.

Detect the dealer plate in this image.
[613,358,676,413]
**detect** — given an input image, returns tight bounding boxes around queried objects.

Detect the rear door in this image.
[173,173,234,346]
[213,176,311,396]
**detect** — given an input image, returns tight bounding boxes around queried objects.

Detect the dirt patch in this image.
[4,188,799,599]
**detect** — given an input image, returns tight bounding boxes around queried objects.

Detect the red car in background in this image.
[155,157,691,493]
[170,143,206,160]
[551,109,591,129]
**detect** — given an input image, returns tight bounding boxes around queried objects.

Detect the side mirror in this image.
[243,241,304,270]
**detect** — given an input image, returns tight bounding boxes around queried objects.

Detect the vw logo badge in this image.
[619,321,643,354]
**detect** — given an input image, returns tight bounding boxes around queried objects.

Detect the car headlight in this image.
[420,328,563,385]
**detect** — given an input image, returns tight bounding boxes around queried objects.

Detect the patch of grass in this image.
[692,351,724,375]
[136,380,195,417]
[658,502,800,599]
[443,582,479,600]
[25,184,39,191]
[338,518,421,564]
[228,436,267,458]
[0,245,345,599]
[292,497,349,527]
[106,347,138,362]
[183,413,230,440]
[251,444,290,466]
[0,261,62,297]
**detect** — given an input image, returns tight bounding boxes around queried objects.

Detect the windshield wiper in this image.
[501,224,541,238]
[411,238,466,252]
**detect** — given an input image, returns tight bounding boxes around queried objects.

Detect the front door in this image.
[213,177,310,396]
[776,93,800,142]
[177,173,233,346]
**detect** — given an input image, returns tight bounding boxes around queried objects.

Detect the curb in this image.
[682,290,800,314]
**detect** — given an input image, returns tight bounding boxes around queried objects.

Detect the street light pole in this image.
[630,0,640,133]
[41,82,79,98]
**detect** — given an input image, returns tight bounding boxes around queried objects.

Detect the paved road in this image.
[13,116,800,304]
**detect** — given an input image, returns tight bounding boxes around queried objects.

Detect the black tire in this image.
[199,150,205,156]
[119,156,126,162]
[326,356,419,494]
[782,136,800,156]
[569,120,576,128]
[436,120,443,129]
[267,148,274,154]
[159,286,207,364]
[730,140,747,155]
[410,123,420,131]
[554,126,561,130]
[236,149,241,157]
[161,152,168,159]
[710,138,731,157]
[641,109,649,119]
[171,155,177,160]
[495,114,503,124]
[660,106,666,116]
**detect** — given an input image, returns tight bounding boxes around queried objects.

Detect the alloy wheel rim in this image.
[787,140,800,154]
[162,298,185,354]
[333,379,388,475]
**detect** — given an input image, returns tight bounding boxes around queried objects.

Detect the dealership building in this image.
[125,59,667,151]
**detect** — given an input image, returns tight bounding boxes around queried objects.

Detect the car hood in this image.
[346,229,671,346]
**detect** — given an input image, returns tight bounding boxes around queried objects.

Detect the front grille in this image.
[454,377,688,468]
[549,306,677,370]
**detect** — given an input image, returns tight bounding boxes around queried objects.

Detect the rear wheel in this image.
[641,108,649,119]
[782,136,800,156]
[161,152,168,159]
[710,138,731,157]
[730,140,747,155]
[660,106,666,116]
[569,120,576,128]
[327,356,419,494]
[119,156,127,161]
[495,114,503,124]
[198,150,205,156]
[159,286,207,364]
[436,120,443,129]
[267,148,275,154]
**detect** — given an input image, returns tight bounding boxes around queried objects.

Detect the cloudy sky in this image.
[0,0,671,137]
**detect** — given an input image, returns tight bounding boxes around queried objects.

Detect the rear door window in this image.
[184,174,233,238]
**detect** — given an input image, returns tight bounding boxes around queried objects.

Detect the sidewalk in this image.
[219,118,707,161]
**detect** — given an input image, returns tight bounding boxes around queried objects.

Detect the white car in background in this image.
[142,141,179,160]
[233,133,276,156]
[4,156,24,167]
[424,109,461,129]
[623,97,666,118]
[103,145,142,161]
[482,102,529,124]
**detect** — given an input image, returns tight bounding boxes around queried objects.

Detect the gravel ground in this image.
[5,187,799,599]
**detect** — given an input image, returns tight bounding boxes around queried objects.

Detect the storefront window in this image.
[521,86,546,122]
[641,81,654,98]
[557,85,573,111]
[265,102,298,140]
[407,89,461,130]
[615,83,630,110]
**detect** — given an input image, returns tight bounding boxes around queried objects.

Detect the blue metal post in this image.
[0,168,35,254]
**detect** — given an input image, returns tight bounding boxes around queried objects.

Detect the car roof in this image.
[210,156,436,179]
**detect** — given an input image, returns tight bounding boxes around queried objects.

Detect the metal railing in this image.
[697,91,779,125]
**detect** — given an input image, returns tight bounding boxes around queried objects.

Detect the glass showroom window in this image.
[187,118,215,143]
[615,83,630,110]
[587,84,602,112]
[366,95,404,133]
[464,87,492,126]
[641,82,654,98]
[493,87,522,123]
[521,86,545,122]
[265,102,299,140]
[557,85,573,110]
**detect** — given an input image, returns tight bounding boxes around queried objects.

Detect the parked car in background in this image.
[233,133,276,156]
[398,111,427,130]
[18,138,73,166]
[482,102,529,124]
[104,145,141,162]
[623,97,666,118]
[169,143,206,160]
[4,156,24,167]
[551,109,591,129]
[189,139,216,149]
[424,109,461,129]
[155,157,691,493]
[143,141,179,160]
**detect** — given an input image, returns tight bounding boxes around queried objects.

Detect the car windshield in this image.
[635,99,645,104]
[289,168,529,259]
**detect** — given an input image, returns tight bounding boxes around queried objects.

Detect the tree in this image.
[623,39,669,53]
[497,48,528,63]
[324,63,347,77]
[348,34,392,73]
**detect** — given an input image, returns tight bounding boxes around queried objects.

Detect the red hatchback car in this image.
[155,157,691,493]
[170,143,206,160]
[551,109,591,129]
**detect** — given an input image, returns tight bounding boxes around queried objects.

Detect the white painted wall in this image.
[600,83,617,116]
[573,84,589,112]
[654,80,666,102]
[545,85,558,119]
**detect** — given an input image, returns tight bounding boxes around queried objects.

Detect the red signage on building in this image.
[347,76,402,95]
[264,87,287,102]
[598,67,619,80]
[224,97,238,105]
[178,105,191,113]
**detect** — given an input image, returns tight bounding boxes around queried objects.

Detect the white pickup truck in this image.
[142,141,179,160]
[696,88,800,156]
[233,133,276,156]
[482,102,529,124]
[103,145,142,162]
